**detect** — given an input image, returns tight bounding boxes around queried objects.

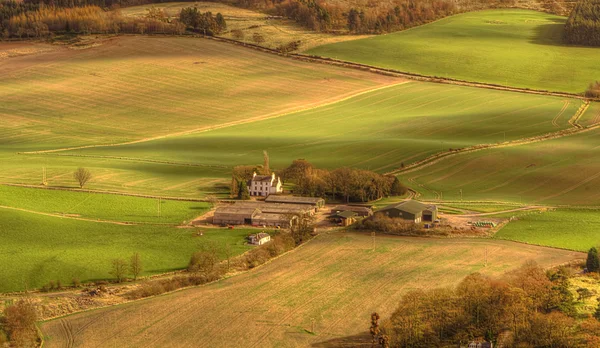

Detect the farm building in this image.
[330,210,358,226]
[234,201,314,216]
[248,172,282,197]
[248,233,271,245]
[252,213,297,228]
[331,205,373,217]
[376,200,438,223]
[264,195,325,210]
[213,206,260,225]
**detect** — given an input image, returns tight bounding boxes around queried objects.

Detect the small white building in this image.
[248,172,282,197]
[249,232,271,245]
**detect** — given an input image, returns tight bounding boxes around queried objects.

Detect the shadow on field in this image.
[312,332,372,348]
[529,18,567,47]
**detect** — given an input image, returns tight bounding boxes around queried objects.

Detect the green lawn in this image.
[58,82,582,183]
[0,208,254,292]
[495,209,600,251]
[0,185,209,224]
[308,9,600,94]
[399,126,600,206]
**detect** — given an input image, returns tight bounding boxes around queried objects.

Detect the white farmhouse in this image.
[248,172,283,197]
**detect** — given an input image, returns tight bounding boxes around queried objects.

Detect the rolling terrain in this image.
[398,122,600,206]
[40,232,582,347]
[0,207,253,292]
[0,36,399,198]
[19,81,585,197]
[307,9,600,94]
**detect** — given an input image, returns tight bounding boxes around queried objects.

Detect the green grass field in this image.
[308,9,600,94]
[58,82,582,186]
[495,209,600,251]
[0,185,209,224]
[0,208,253,292]
[399,126,600,205]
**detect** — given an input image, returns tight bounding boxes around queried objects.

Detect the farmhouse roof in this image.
[379,200,434,215]
[265,195,324,205]
[253,175,273,182]
[333,211,358,219]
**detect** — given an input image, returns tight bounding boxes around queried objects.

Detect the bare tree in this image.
[130,253,143,281]
[73,167,92,188]
[110,258,128,283]
[188,243,219,276]
[3,299,38,347]
[231,29,244,40]
[263,150,270,174]
[223,243,232,272]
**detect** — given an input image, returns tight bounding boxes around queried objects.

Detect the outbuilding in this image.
[213,206,260,225]
[264,195,325,210]
[331,205,373,217]
[330,210,358,226]
[376,200,438,223]
[249,232,271,245]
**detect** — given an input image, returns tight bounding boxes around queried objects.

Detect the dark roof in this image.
[214,206,259,216]
[333,205,372,213]
[252,175,273,182]
[333,211,358,219]
[252,213,293,223]
[378,200,435,215]
[265,195,324,205]
[234,202,311,214]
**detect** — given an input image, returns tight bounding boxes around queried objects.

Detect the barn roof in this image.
[234,202,311,214]
[214,206,259,217]
[332,205,372,213]
[252,213,294,223]
[265,195,324,205]
[379,200,435,215]
[333,210,358,219]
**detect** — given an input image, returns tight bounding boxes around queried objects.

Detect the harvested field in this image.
[308,9,600,94]
[40,232,582,347]
[0,36,397,148]
[399,126,600,205]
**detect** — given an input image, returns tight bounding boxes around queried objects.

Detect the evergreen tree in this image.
[238,180,250,200]
[587,247,600,272]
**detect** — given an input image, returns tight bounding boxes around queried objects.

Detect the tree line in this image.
[564,0,600,47]
[375,261,600,347]
[1,3,225,38]
[230,158,407,203]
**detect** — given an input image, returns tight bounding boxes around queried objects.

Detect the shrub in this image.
[72,278,81,288]
[356,214,417,235]
[586,81,600,98]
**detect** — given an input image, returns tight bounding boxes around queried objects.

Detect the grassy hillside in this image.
[0,185,209,224]
[0,208,252,292]
[495,209,600,251]
[399,124,600,205]
[53,82,583,194]
[0,36,398,198]
[40,232,581,348]
[307,9,600,94]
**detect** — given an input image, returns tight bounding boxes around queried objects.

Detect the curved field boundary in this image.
[386,119,600,176]
[0,204,137,226]
[0,183,234,204]
[18,82,408,155]
[196,35,599,102]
